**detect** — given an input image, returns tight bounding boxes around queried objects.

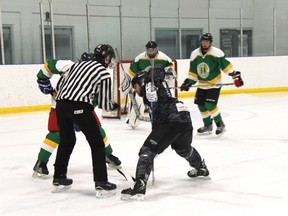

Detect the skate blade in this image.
[121,193,144,201]
[95,189,116,198]
[197,131,213,135]
[32,171,48,179]
[52,185,72,193]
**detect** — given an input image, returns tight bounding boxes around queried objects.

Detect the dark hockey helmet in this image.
[147,64,165,85]
[145,41,158,49]
[201,33,213,42]
[94,44,115,68]
[80,52,95,62]
[145,41,158,58]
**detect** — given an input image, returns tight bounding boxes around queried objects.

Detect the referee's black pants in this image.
[54,100,108,182]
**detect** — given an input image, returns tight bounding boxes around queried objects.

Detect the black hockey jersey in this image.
[142,67,191,125]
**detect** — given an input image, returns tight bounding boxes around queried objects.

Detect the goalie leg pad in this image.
[127,93,145,129]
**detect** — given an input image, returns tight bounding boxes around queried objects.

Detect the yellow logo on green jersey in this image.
[197,62,210,79]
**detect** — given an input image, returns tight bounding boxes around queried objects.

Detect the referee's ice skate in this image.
[95,181,117,198]
[52,177,73,193]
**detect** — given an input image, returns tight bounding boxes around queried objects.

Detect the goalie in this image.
[125,41,176,129]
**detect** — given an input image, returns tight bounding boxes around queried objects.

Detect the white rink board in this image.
[1,56,288,108]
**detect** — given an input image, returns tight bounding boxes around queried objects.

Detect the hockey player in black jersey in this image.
[121,65,209,201]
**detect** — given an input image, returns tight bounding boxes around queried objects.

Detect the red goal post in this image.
[102,59,178,119]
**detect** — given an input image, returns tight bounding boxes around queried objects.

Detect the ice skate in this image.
[188,160,209,178]
[215,121,226,136]
[197,119,213,135]
[95,181,117,198]
[52,177,73,193]
[121,179,146,201]
[106,154,122,169]
[32,160,49,178]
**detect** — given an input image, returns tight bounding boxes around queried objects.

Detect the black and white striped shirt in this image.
[56,60,114,111]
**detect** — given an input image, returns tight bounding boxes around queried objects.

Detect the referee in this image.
[53,44,118,198]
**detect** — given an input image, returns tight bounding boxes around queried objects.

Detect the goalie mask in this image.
[94,44,116,68]
[145,41,158,58]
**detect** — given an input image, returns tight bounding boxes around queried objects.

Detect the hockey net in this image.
[102,59,178,119]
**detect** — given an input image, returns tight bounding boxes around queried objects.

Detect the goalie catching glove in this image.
[146,82,158,102]
[180,78,194,91]
[37,79,53,95]
[229,71,244,87]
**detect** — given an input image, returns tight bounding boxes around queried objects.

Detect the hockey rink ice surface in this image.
[0,92,287,216]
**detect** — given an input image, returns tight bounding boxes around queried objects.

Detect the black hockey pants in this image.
[54,100,108,182]
[135,122,201,180]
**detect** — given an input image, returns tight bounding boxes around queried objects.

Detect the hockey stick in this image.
[116,168,128,181]
[115,48,131,93]
[149,58,156,185]
[149,58,155,128]
[115,48,150,123]
[169,82,235,89]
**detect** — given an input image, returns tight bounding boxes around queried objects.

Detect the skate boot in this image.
[121,178,147,201]
[52,177,73,193]
[215,121,226,135]
[32,160,49,178]
[95,181,117,198]
[106,154,122,168]
[188,159,209,178]
[197,119,213,134]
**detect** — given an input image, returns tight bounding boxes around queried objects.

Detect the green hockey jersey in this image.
[128,51,173,77]
[188,46,234,87]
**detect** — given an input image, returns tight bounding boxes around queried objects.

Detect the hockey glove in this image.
[37,79,53,94]
[73,123,81,132]
[110,102,119,111]
[230,71,244,87]
[146,82,158,102]
[164,67,176,80]
[180,78,193,91]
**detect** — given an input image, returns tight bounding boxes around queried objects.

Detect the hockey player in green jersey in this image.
[33,53,121,178]
[180,33,244,135]
[126,41,175,129]
[128,41,174,78]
